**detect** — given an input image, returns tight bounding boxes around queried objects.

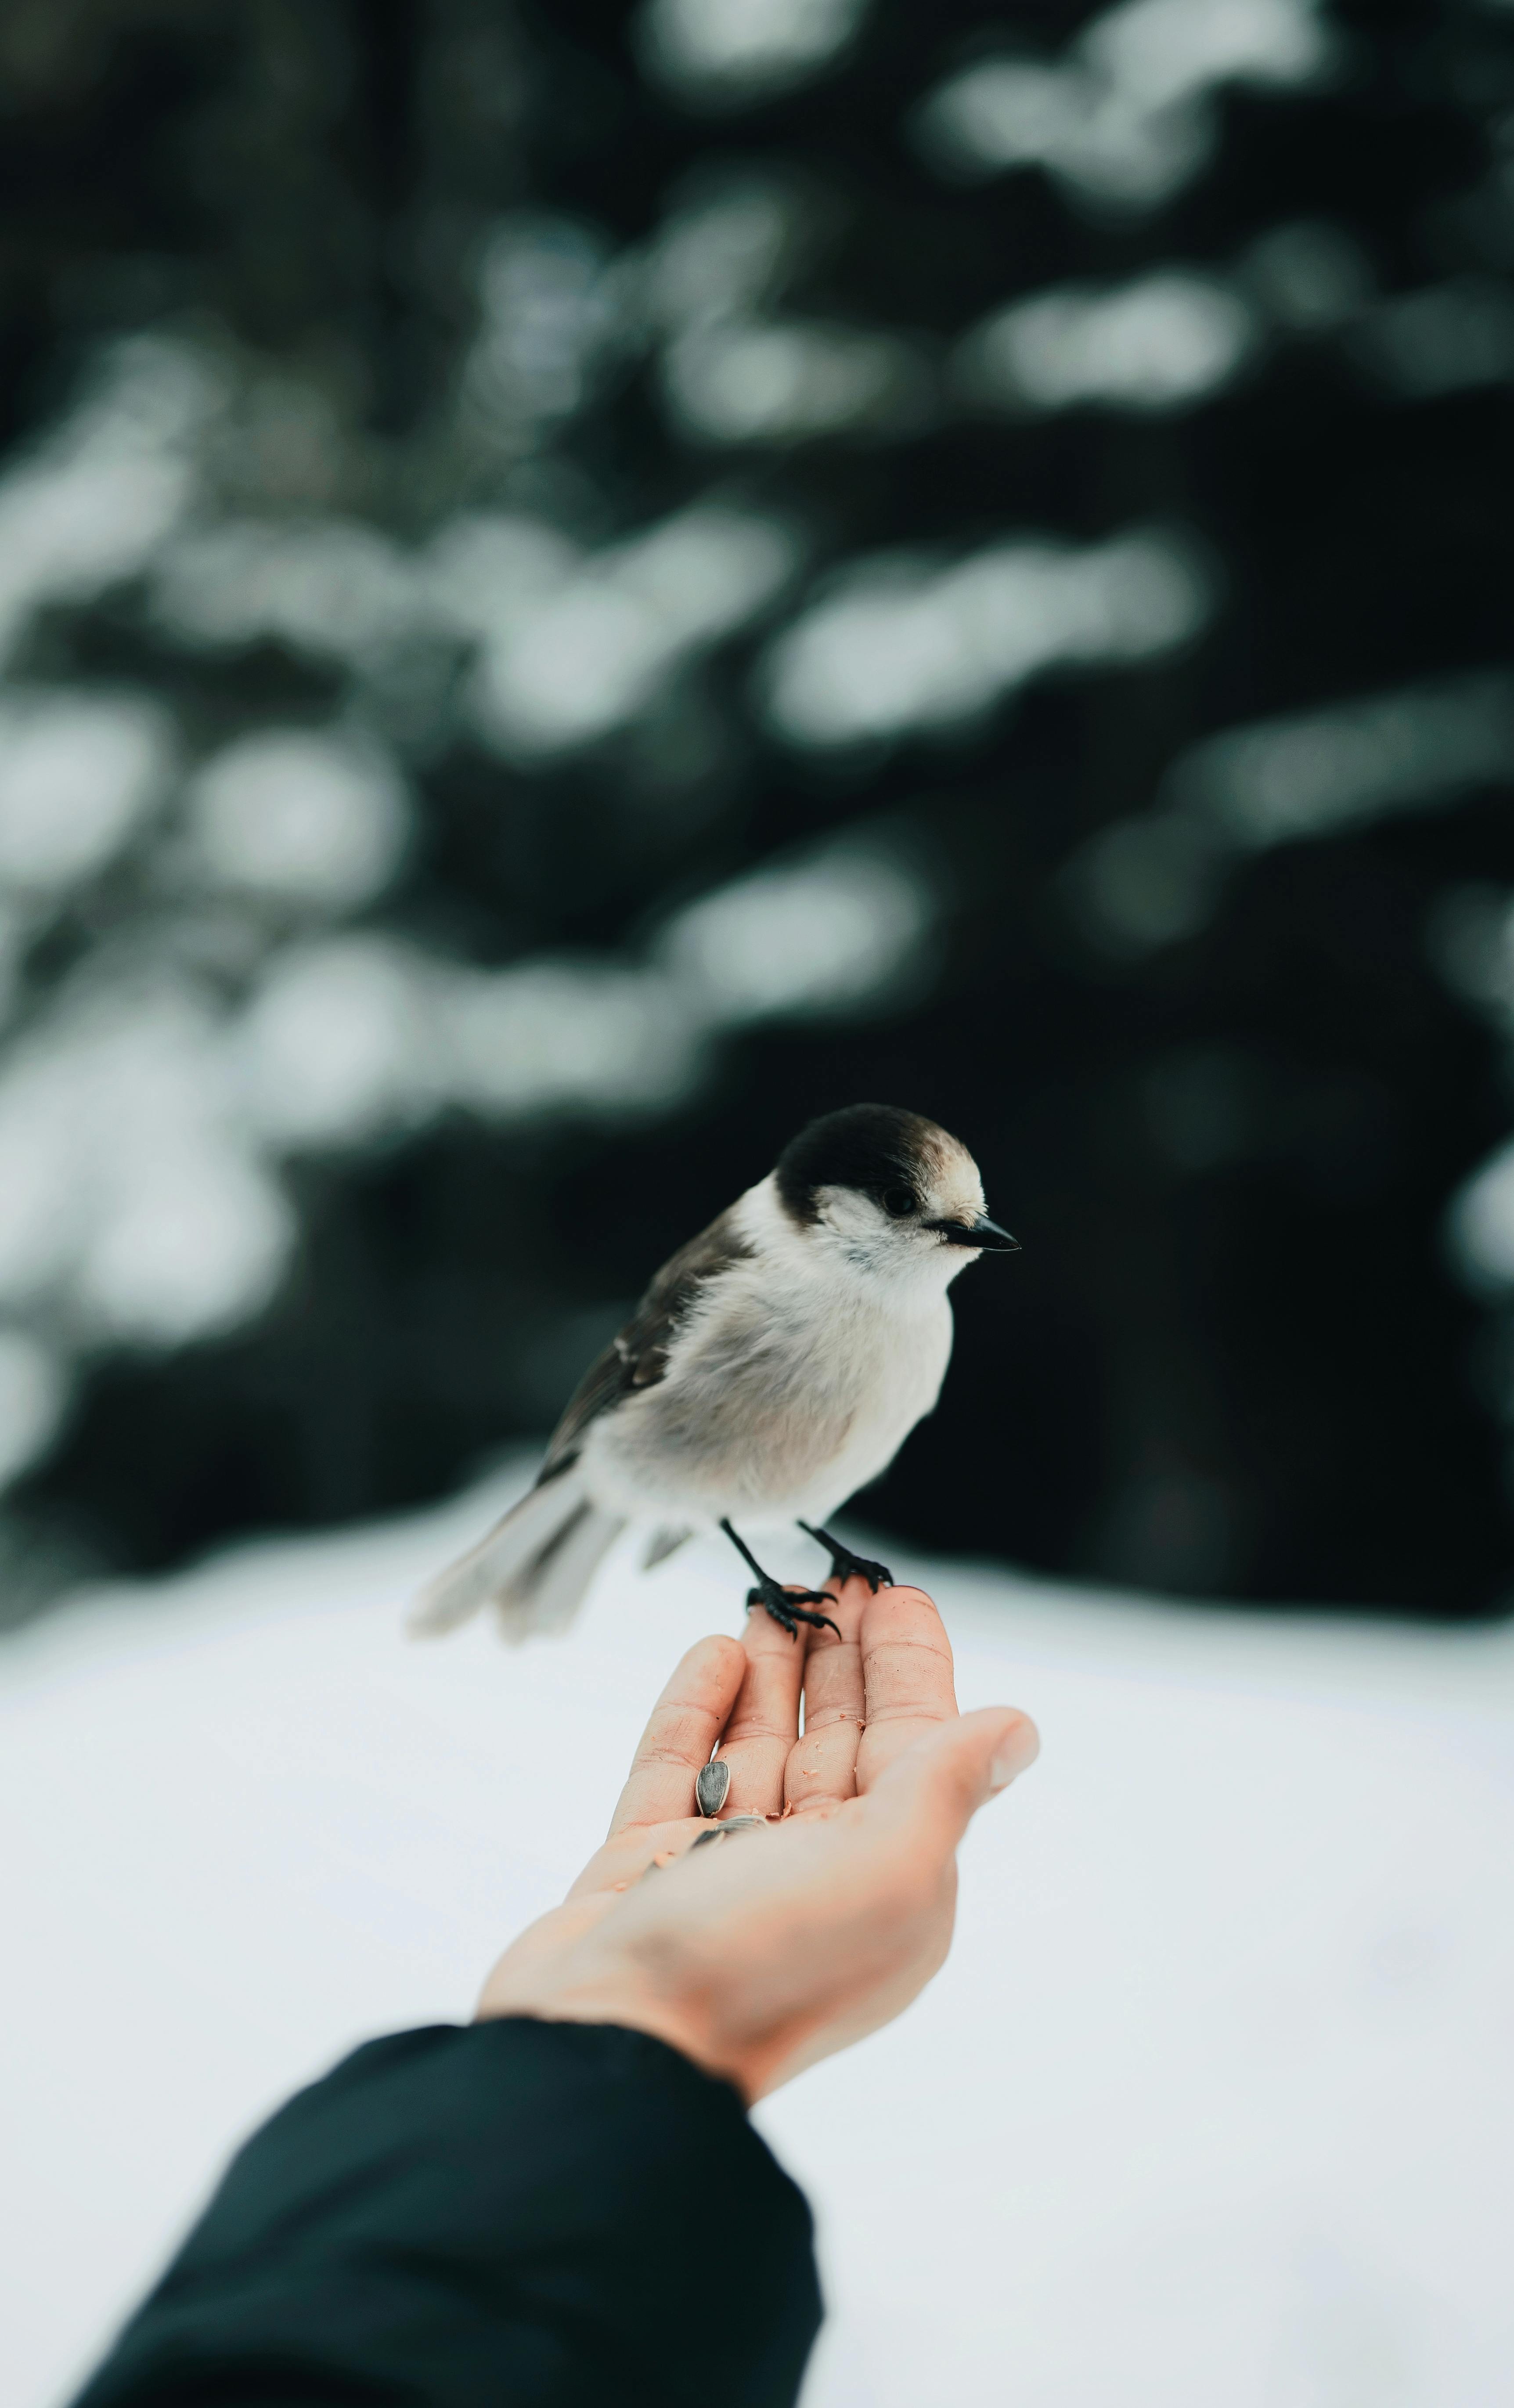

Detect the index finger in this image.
[606,1634,747,1835]
[854,1584,958,1795]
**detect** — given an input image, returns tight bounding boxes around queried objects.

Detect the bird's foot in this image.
[745,1579,841,1641]
[720,1516,841,1639]
[798,1521,894,1592]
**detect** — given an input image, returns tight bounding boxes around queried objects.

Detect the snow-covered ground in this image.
[3,1464,1512,2408]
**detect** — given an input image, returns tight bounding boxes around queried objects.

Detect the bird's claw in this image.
[798,1521,894,1592]
[745,1580,841,1641]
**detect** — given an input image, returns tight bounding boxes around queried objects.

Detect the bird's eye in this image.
[881,1186,916,1219]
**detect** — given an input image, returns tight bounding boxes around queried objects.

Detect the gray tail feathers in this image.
[410,1471,625,1642]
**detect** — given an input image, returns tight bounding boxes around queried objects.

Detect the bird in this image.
[413,1103,1018,1644]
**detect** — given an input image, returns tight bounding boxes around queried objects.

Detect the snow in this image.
[3,1464,1512,2406]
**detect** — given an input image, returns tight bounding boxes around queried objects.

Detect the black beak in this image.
[931,1213,1020,1251]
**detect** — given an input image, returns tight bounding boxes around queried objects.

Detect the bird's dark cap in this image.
[775,1103,956,1226]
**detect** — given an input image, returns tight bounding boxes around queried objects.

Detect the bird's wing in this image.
[536,1205,753,1485]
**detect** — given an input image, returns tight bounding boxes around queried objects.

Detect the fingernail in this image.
[989,1720,1038,1792]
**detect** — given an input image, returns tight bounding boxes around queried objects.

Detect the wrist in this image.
[475,1912,748,2090]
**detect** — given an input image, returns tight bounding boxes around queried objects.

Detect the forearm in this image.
[72,2019,821,2408]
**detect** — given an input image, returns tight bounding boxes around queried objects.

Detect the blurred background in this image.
[8,18,1514,2402]
[2,0,1514,1623]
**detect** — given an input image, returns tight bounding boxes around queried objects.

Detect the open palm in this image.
[478,1573,1038,2100]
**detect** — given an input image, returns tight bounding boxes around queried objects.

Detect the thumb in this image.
[866,1706,1040,1853]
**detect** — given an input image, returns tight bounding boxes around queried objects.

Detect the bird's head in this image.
[771,1103,1018,1288]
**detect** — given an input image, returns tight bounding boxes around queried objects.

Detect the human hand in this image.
[476,1575,1038,2102]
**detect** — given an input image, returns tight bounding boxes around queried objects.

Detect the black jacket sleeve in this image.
[71,2017,822,2408]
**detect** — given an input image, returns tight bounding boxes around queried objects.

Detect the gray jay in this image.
[415,1103,1018,1642]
